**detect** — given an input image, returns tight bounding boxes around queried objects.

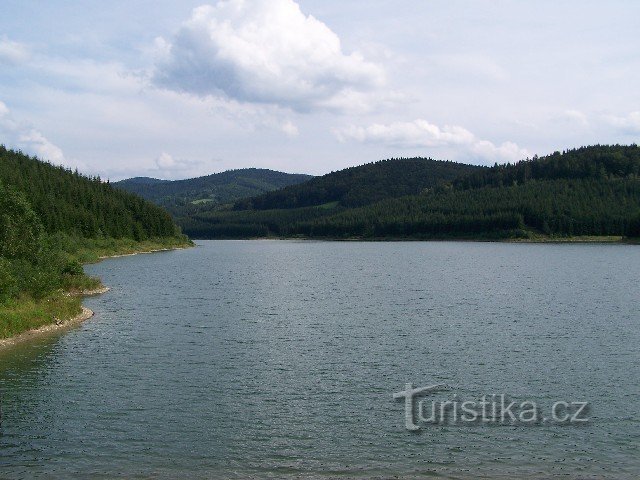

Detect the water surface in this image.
[1,241,639,478]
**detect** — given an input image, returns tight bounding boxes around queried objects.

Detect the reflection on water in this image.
[1,240,639,479]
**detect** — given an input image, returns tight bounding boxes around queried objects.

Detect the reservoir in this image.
[1,240,638,478]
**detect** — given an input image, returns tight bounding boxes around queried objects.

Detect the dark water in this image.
[1,240,639,479]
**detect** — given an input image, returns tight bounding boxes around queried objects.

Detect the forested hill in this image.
[234,157,481,210]
[0,146,179,239]
[1,146,189,338]
[115,168,312,215]
[183,145,640,240]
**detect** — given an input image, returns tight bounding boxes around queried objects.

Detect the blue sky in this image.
[1,0,639,179]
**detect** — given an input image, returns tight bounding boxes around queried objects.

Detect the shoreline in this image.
[0,243,192,350]
[97,245,192,260]
[0,306,94,350]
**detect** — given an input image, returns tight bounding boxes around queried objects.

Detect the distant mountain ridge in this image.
[178,145,640,240]
[234,157,481,210]
[119,177,170,186]
[115,168,313,215]
[180,157,482,238]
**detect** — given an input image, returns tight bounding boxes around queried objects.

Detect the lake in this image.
[1,240,639,479]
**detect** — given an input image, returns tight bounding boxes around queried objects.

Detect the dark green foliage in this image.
[0,257,17,303]
[115,169,312,216]
[0,145,180,239]
[180,205,337,239]
[235,157,480,210]
[192,145,640,240]
[0,180,45,260]
[0,180,62,300]
[298,178,640,238]
[455,145,640,190]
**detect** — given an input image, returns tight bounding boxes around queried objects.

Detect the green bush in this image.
[0,257,17,305]
[61,259,84,276]
[0,182,45,261]
[10,258,59,300]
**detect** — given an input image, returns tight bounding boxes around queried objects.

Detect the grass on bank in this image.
[59,235,194,264]
[0,294,82,339]
[0,235,193,340]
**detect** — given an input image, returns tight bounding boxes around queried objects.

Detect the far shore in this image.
[190,235,636,244]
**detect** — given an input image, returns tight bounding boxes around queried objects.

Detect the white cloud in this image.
[0,36,30,65]
[336,120,475,147]
[153,0,385,112]
[281,120,299,137]
[18,129,66,165]
[155,152,177,169]
[320,88,408,115]
[335,119,530,164]
[605,111,640,133]
[470,140,529,163]
[0,100,85,169]
[563,109,589,127]
[151,151,211,179]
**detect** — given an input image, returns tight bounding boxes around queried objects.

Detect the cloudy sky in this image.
[1,0,639,179]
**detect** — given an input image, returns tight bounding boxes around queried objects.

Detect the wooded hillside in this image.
[183,145,640,240]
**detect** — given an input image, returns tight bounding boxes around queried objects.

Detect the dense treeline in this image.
[234,158,480,210]
[186,145,640,240]
[455,145,640,189]
[116,168,312,216]
[1,146,180,240]
[180,205,336,238]
[298,178,640,238]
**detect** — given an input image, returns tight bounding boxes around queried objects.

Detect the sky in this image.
[0,0,639,180]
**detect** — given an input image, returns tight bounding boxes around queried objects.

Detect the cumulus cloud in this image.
[153,0,385,112]
[151,151,214,179]
[0,36,30,65]
[0,100,83,169]
[336,120,475,147]
[155,152,177,169]
[281,120,299,137]
[470,140,530,163]
[563,109,589,127]
[186,92,302,136]
[605,111,640,133]
[335,119,530,164]
[17,129,66,165]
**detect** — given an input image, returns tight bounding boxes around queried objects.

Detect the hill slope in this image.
[184,145,640,240]
[180,157,481,237]
[118,177,169,186]
[0,147,181,240]
[115,168,313,215]
[234,157,481,210]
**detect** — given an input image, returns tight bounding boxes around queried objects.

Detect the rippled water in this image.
[1,240,639,479]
